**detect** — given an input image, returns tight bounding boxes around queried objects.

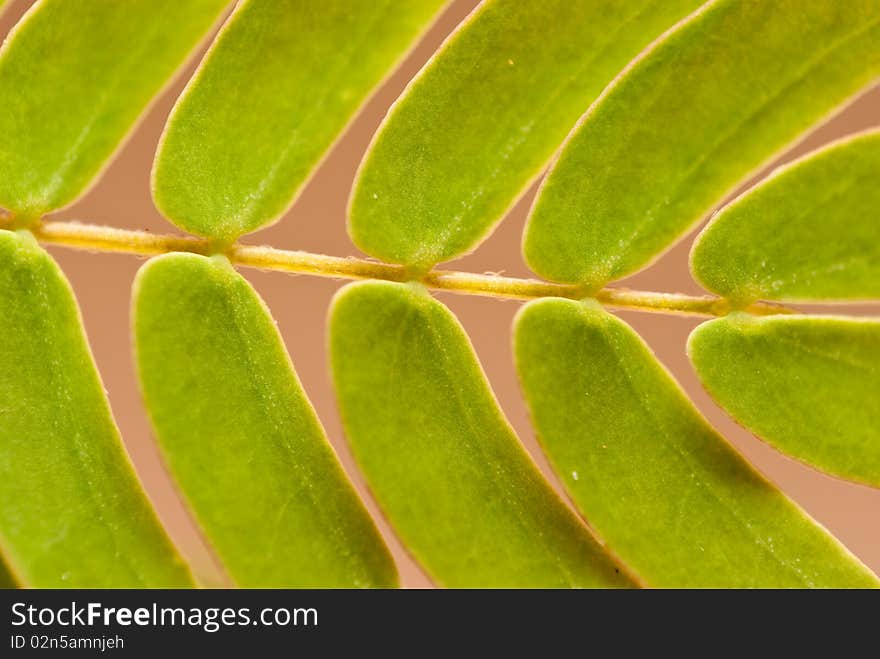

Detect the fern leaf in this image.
[348,0,704,270]
[152,0,446,241]
[691,129,880,303]
[514,298,878,587]
[0,230,193,588]
[133,254,397,588]
[524,0,880,286]
[329,281,633,588]
[0,0,228,219]
[689,314,880,488]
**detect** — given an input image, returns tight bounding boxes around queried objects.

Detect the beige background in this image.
[3,0,878,587]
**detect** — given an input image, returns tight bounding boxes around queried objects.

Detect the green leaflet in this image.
[133,254,396,588]
[689,314,880,489]
[329,281,632,588]
[524,0,880,287]
[349,0,704,270]
[153,0,446,241]
[0,230,192,588]
[0,0,227,219]
[691,130,880,304]
[514,299,878,587]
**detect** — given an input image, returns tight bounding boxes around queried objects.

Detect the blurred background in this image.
[3,0,878,587]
